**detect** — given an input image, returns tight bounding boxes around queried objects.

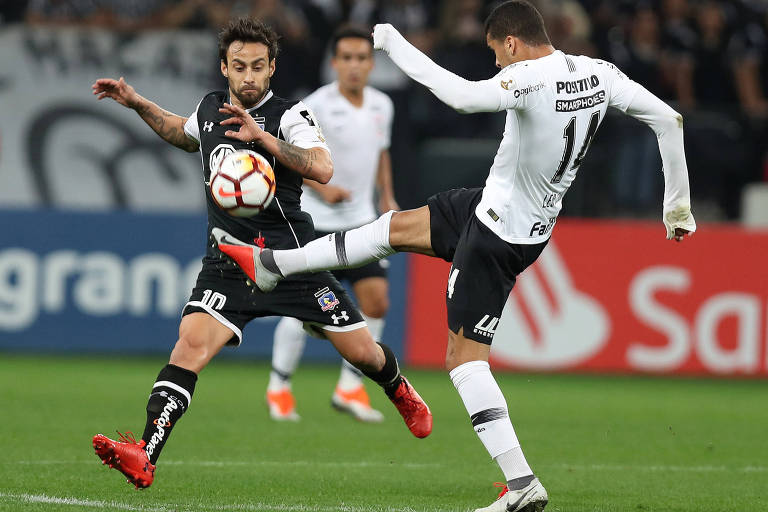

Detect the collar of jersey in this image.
[228,90,273,113]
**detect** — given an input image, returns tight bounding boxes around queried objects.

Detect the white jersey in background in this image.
[301,83,394,231]
[374,24,695,244]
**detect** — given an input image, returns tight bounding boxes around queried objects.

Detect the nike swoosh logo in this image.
[509,487,535,511]
[219,235,239,246]
[217,186,247,198]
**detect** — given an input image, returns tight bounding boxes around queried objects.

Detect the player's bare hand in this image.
[319,184,351,204]
[91,77,139,109]
[672,227,691,242]
[219,102,265,143]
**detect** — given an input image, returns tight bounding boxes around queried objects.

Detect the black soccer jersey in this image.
[183,90,328,257]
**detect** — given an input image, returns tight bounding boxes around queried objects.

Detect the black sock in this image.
[360,343,402,398]
[141,364,197,464]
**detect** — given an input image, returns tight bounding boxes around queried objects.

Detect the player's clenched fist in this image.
[372,24,396,51]
[91,77,139,109]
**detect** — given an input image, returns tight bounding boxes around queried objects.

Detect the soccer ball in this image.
[210,149,276,217]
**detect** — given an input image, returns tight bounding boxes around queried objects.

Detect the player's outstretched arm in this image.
[373,24,502,114]
[219,102,333,183]
[91,77,199,153]
[622,86,696,242]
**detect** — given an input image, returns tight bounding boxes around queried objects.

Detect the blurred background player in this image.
[89,17,431,490]
[266,25,397,423]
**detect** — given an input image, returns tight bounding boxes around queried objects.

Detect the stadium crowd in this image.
[1,0,766,219]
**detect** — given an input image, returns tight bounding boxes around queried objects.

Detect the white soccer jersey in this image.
[300,83,393,231]
[374,24,694,244]
[475,52,640,243]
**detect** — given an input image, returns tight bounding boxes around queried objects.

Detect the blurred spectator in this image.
[536,0,595,55]
[609,5,666,215]
[674,1,738,109]
[729,6,768,116]
[25,0,106,26]
[0,0,30,23]
[410,0,497,139]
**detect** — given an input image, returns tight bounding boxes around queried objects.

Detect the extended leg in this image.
[213,207,434,291]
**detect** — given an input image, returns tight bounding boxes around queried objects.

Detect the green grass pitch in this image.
[1,354,765,511]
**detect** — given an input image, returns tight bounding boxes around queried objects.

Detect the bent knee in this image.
[173,332,211,360]
[360,297,389,318]
[342,342,380,369]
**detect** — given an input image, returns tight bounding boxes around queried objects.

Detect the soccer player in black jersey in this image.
[90,18,431,490]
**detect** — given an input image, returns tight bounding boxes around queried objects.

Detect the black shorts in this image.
[182,259,364,346]
[427,188,548,344]
[316,230,389,285]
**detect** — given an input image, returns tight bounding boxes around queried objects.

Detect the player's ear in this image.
[220,60,228,78]
[506,35,516,55]
[268,59,275,77]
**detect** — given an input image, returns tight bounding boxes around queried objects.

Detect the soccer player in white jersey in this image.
[215,2,696,510]
[266,25,398,423]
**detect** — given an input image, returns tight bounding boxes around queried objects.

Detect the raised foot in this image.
[211,227,282,292]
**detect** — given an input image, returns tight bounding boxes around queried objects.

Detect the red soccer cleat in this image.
[93,431,155,489]
[389,376,432,438]
[212,227,282,292]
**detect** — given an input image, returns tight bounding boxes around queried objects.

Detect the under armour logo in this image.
[203,121,214,132]
[331,311,349,325]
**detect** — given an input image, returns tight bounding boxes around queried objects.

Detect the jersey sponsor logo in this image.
[208,144,236,182]
[555,90,606,112]
[513,82,546,98]
[529,218,556,237]
[473,314,500,338]
[314,286,340,312]
[500,79,515,90]
[555,74,600,94]
[203,121,214,132]
[145,396,179,458]
[331,310,349,325]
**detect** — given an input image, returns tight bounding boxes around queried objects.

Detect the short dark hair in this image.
[218,18,279,64]
[484,0,551,46]
[331,24,373,56]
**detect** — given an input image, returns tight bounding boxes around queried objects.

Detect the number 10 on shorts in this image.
[447,267,460,299]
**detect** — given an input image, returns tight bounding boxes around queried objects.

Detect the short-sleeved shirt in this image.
[183,90,329,258]
[299,83,394,231]
[472,51,642,244]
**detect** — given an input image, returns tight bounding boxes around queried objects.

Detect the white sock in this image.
[449,361,533,480]
[337,359,364,392]
[268,317,306,391]
[273,211,395,277]
[361,313,385,342]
